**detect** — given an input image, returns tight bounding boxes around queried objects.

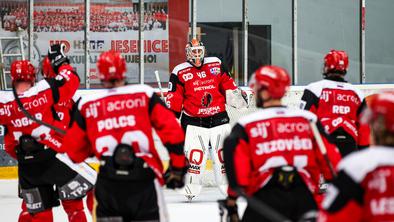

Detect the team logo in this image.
[210,67,220,75]
[182,73,193,81]
[201,92,213,107]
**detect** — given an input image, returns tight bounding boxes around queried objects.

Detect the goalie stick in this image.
[309,121,337,178]
[12,84,66,135]
[154,70,165,101]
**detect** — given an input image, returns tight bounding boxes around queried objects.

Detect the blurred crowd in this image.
[0,1,168,33]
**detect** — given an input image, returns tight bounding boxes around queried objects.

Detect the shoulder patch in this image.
[172,62,193,75]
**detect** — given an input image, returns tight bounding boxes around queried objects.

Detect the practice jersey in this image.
[320,146,394,222]
[62,84,186,184]
[223,107,341,197]
[166,57,237,118]
[0,65,80,158]
[300,78,370,148]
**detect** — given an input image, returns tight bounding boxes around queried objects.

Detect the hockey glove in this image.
[218,197,240,222]
[48,43,70,73]
[164,163,188,189]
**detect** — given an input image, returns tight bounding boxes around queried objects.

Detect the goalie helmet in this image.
[97,50,126,81]
[249,65,290,99]
[10,60,36,83]
[186,39,205,67]
[41,56,56,78]
[361,91,394,133]
[324,49,349,75]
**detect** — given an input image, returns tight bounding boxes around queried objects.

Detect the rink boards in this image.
[0,84,393,179]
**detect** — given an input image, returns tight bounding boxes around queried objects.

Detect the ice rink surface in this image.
[0,179,246,222]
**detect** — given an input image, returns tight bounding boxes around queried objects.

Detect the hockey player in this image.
[220,65,341,222]
[166,39,248,200]
[62,50,188,222]
[1,44,94,222]
[41,56,95,215]
[319,91,394,222]
[300,50,370,157]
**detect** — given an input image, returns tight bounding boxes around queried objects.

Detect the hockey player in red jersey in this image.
[300,50,370,157]
[0,44,94,222]
[41,56,96,215]
[319,90,394,222]
[220,65,341,222]
[62,50,188,222]
[166,39,249,200]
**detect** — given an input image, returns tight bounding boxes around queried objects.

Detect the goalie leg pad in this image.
[58,174,94,200]
[179,125,210,197]
[209,124,231,195]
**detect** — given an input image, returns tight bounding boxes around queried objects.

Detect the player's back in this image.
[0,80,58,146]
[303,79,364,123]
[77,84,157,157]
[323,146,394,222]
[237,107,328,193]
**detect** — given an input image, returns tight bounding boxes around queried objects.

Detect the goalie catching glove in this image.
[226,88,250,109]
[218,196,240,222]
[48,43,70,73]
[164,161,188,189]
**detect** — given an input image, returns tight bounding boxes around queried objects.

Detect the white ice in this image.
[0,179,246,222]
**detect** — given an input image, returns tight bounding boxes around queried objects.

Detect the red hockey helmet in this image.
[249,65,290,99]
[97,50,126,81]
[41,56,56,78]
[362,91,394,133]
[186,39,205,67]
[10,60,36,83]
[324,49,349,74]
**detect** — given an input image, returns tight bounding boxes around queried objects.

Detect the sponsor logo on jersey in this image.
[106,97,146,112]
[193,79,214,86]
[0,104,12,117]
[195,85,215,92]
[321,91,332,102]
[86,102,100,118]
[201,92,213,108]
[197,106,220,115]
[368,169,391,193]
[336,93,360,105]
[255,136,313,155]
[17,94,49,112]
[370,197,394,215]
[210,67,220,75]
[0,125,4,136]
[277,122,310,133]
[97,115,136,132]
[250,122,270,139]
[182,72,193,81]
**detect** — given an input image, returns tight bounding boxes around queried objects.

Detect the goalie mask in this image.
[249,65,290,107]
[10,60,36,84]
[186,39,205,67]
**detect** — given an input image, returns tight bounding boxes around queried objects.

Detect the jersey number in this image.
[95,130,149,156]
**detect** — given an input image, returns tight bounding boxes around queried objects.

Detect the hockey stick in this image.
[232,188,292,222]
[154,70,165,101]
[12,84,66,135]
[309,121,337,178]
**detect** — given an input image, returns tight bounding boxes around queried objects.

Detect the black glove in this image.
[48,43,69,73]
[164,163,188,189]
[218,197,240,222]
